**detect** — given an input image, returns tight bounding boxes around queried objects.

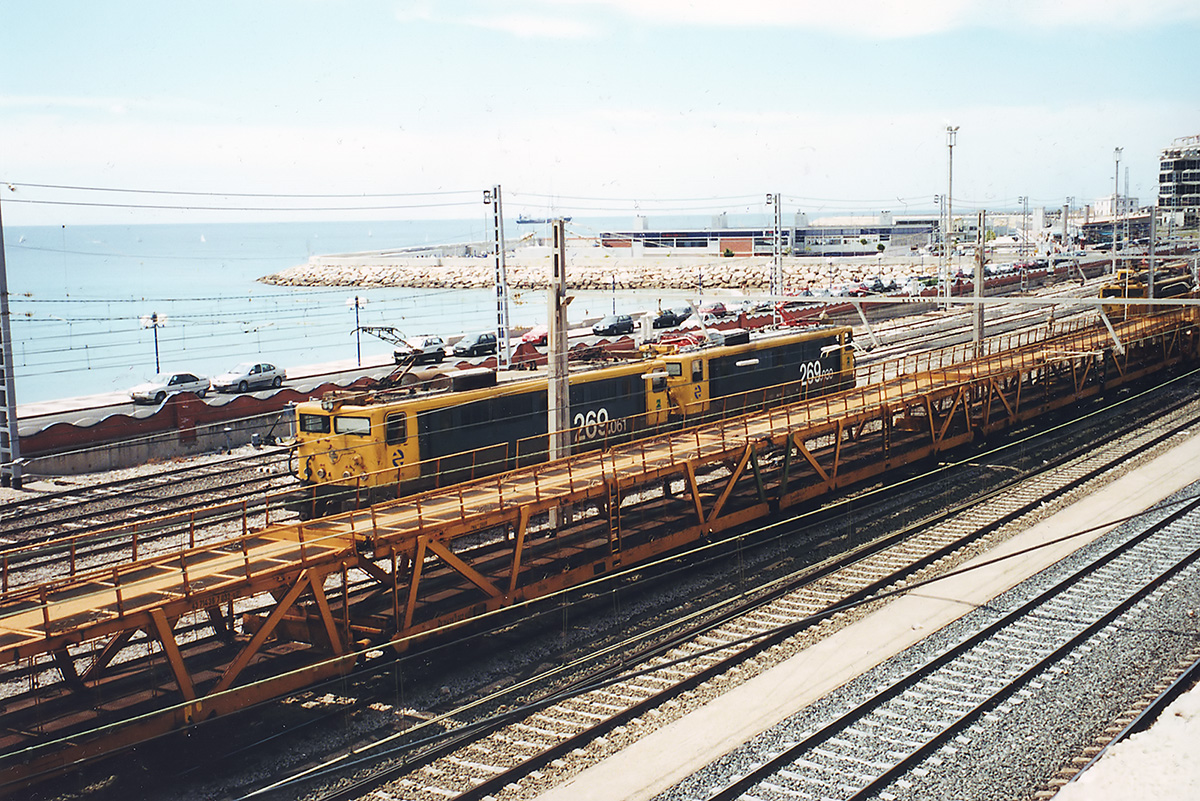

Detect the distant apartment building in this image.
[1159,133,1200,228]
[1091,194,1139,219]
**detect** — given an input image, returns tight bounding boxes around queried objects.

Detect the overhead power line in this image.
[6,198,480,212]
[4,181,480,199]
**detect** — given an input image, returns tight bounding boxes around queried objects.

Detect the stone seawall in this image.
[260,251,922,291]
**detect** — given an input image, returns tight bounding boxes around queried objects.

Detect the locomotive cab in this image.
[295,398,421,515]
[662,355,710,419]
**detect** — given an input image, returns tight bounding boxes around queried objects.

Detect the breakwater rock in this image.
[260,251,920,291]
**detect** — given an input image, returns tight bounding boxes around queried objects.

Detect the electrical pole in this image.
[1062,199,1071,254]
[547,218,571,465]
[1148,206,1157,300]
[0,189,21,489]
[934,193,943,277]
[768,192,782,326]
[353,298,362,366]
[486,185,512,368]
[1112,147,1122,275]
[945,126,959,309]
[974,210,985,358]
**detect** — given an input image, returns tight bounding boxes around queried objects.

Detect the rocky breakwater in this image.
[260,249,927,291]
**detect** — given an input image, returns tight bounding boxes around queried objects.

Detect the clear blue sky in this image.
[2,0,1197,226]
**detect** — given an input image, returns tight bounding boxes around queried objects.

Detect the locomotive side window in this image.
[385,413,407,444]
[666,363,682,377]
[299,413,331,434]
[691,360,703,382]
[334,416,371,436]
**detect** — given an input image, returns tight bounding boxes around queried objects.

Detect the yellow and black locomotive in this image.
[293,326,855,515]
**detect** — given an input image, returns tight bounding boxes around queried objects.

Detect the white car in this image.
[130,372,210,404]
[213,362,286,393]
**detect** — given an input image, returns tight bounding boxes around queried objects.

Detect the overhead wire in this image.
[5,181,480,199]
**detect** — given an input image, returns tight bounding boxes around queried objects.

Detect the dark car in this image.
[652,308,687,329]
[592,314,635,336]
[453,331,498,357]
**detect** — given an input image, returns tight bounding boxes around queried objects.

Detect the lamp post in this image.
[1112,147,1123,274]
[346,296,367,366]
[140,312,166,373]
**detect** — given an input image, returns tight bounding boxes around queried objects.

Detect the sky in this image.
[1,0,1198,227]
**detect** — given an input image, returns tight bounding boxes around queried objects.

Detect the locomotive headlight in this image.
[317,468,327,479]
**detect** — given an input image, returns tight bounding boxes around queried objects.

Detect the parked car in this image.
[652,309,681,328]
[521,325,548,345]
[453,331,498,357]
[130,372,210,404]
[652,308,688,329]
[592,314,635,336]
[699,301,727,317]
[213,362,286,393]
[394,335,446,365]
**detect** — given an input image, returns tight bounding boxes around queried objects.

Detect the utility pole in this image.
[547,218,571,465]
[973,210,985,358]
[1062,199,1071,253]
[1148,206,1157,300]
[349,297,363,366]
[486,185,512,368]
[1112,147,1122,275]
[934,193,944,277]
[0,189,21,489]
[945,126,959,309]
[767,192,782,326]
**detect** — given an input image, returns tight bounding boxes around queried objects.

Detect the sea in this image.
[3,215,750,405]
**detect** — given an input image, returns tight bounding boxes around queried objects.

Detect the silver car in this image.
[130,372,210,404]
[213,362,286,393]
[394,335,446,365]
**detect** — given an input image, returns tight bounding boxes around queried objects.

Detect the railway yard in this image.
[3,272,1200,801]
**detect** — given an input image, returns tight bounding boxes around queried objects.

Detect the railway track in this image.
[857,278,1101,365]
[0,447,298,545]
[0,447,304,595]
[700,483,1200,801]
[244,373,1200,801]
[1033,647,1200,798]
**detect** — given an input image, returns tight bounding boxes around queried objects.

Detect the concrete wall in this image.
[26,410,296,476]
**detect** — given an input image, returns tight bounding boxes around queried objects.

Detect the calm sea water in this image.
[3,215,740,404]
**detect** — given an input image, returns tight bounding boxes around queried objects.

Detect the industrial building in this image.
[599,212,942,257]
[1159,133,1200,228]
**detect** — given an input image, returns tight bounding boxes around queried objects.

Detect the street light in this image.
[139,312,167,373]
[346,296,367,366]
